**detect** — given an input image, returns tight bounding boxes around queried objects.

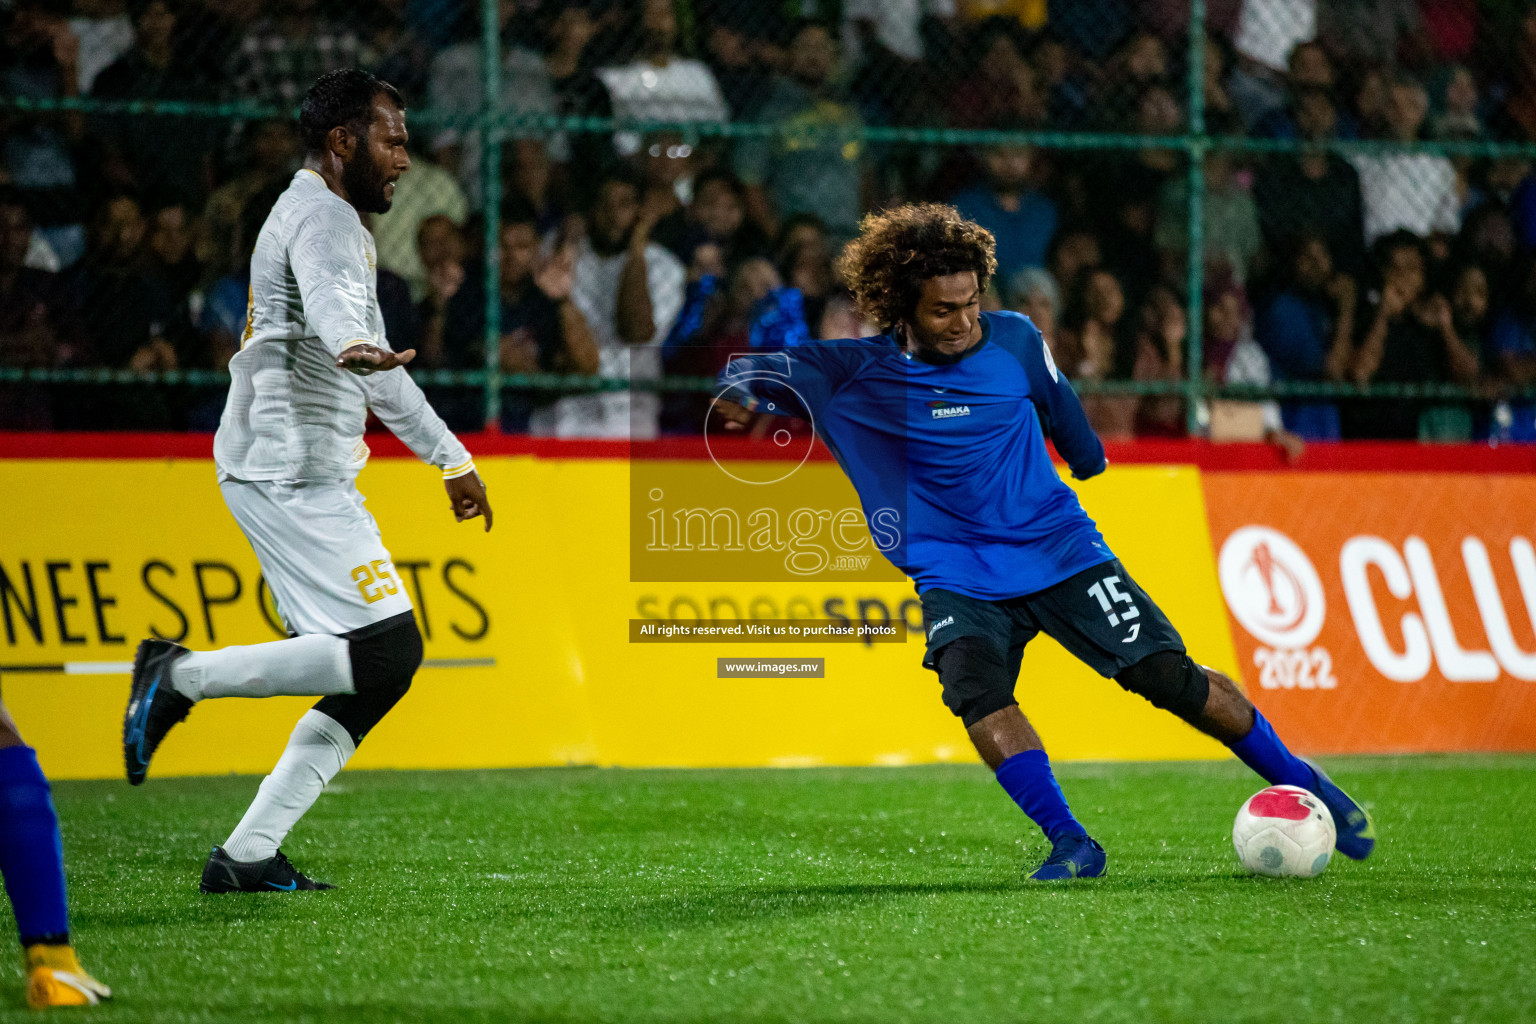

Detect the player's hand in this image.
[337,344,416,375]
[445,470,492,531]
[712,398,755,432]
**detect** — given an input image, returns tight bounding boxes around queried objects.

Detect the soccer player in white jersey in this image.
[121,69,493,893]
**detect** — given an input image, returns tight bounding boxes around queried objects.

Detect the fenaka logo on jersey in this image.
[1218,526,1337,691]
[928,400,971,420]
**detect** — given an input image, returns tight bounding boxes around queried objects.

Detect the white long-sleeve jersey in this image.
[214,169,474,482]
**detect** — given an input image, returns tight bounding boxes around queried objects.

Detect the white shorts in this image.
[219,475,414,636]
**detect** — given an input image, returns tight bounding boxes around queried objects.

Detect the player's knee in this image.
[318,618,423,746]
[934,635,1018,728]
[1114,651,1209,724]
[347,615,423,704]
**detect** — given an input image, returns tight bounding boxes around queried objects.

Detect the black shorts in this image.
[919,559,1185,680]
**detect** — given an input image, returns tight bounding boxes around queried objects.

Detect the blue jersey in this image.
[717,311,1114,600]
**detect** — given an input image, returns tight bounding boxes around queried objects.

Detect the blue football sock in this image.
[995,749,1087,843]
[0,746,70,946]
[1229,709,1315,790]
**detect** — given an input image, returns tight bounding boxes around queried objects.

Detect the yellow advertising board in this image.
[0,456,1237,779]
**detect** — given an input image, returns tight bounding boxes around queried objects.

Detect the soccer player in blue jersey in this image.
[713,204,1375,880]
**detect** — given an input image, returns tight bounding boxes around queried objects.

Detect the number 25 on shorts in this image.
[351,559,401,604]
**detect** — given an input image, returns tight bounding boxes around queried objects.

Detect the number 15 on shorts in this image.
[1087,575,1140,639]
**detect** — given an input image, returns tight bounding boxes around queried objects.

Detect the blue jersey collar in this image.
[894,315,992,366]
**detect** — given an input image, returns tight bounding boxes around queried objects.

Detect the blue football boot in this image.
[1028,833,1107,881]
[1302,758,1376,860]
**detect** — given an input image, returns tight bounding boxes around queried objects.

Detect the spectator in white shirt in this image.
[842,0,955,64]
[68,0,133,94]
[1351,73,1460,244]
[426,0,560,209]
[1227,0,1315,129]
[532,166,685,439]
[597,0,728,157]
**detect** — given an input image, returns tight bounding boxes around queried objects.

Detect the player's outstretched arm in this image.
[711,342,852,431]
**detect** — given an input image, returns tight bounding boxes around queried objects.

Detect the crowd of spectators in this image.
[4,0,1536,441]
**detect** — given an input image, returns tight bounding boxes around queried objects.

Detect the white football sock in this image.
[222,710,355,863]
[169,634,352,702]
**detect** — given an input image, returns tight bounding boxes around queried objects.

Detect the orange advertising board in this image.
[1203,473,1536,753]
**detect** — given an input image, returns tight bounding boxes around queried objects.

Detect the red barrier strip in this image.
[0,432,1533,472]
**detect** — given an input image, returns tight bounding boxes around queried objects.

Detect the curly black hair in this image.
[298,68,405,155]
[835,203,997,330]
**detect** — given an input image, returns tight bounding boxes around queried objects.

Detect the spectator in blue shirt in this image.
[1489,256,1536,441]
[1254,233,1357,440]
[951,145,1058,285]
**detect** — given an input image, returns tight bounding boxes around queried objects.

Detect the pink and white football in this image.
[1233,785,1336,878]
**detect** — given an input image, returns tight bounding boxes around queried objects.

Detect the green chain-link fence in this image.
[4,0,1536,441]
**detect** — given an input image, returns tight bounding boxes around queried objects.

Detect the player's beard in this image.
[342,147,393,215]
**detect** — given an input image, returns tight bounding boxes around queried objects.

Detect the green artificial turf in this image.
[9,756,1535,1023]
